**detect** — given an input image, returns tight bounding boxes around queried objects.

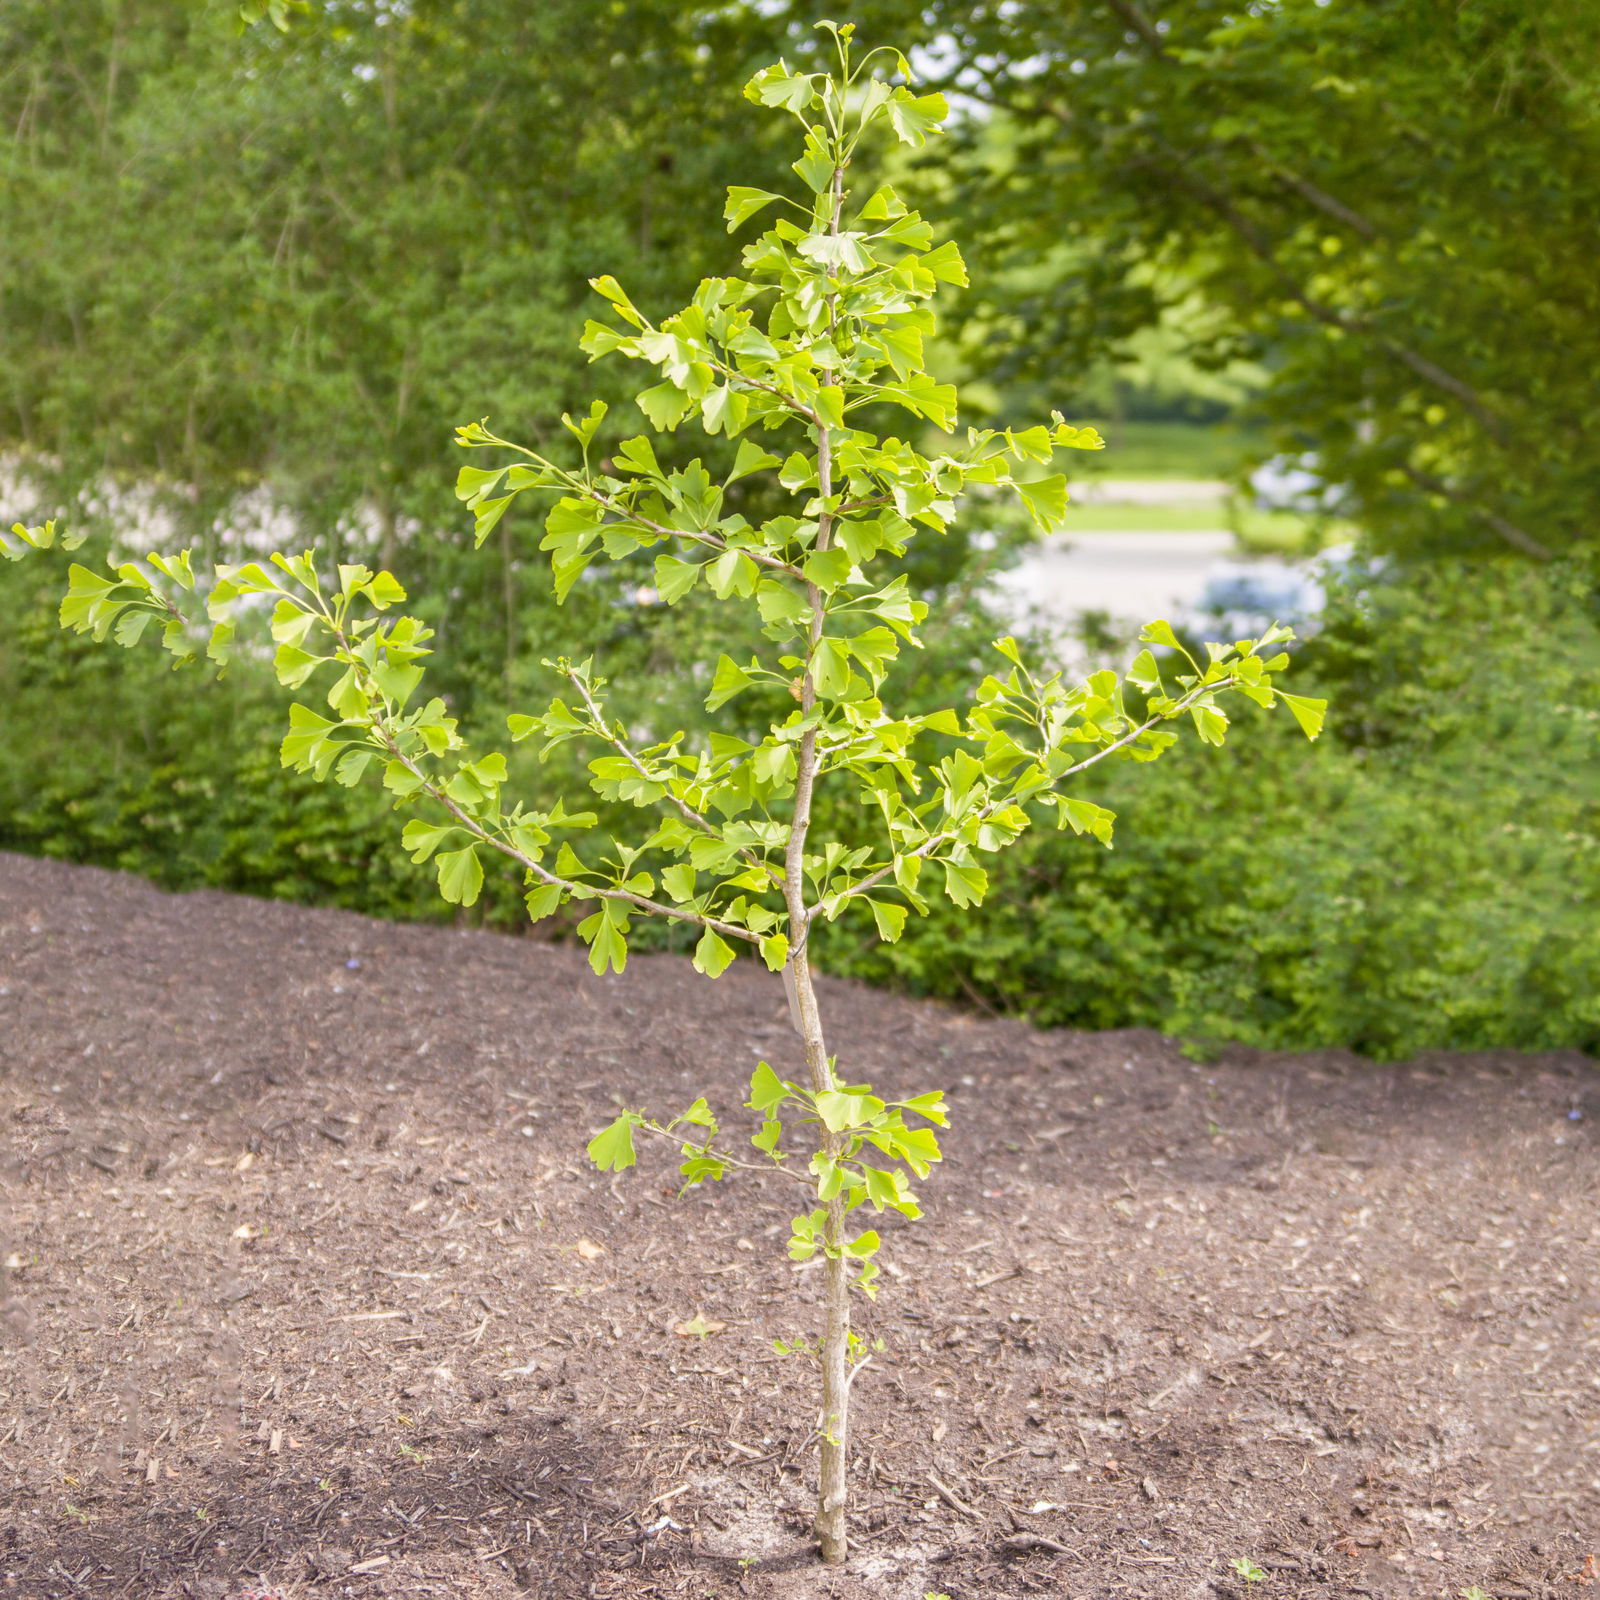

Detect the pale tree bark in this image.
[785,941,851,1563]
[782,410,853,1563]
[781,149,853,1565]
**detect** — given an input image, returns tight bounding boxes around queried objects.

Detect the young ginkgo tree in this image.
[4,23,1326,1565]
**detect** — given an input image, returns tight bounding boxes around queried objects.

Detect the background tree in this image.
[808,0,1600,563]
[1,0,790,669]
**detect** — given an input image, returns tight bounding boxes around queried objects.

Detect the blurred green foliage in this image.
[1,1,788,543]
[828,0,1600,563]
[3,0,1597,1059]
[827,560,1600,1058]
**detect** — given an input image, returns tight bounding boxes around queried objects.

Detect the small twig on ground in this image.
[926,1472,981,1519]
[998,1531,1080,1556]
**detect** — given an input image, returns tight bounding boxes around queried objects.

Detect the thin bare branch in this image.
[1254,148,1381,241]
[1103,0,1381,240]
[1088,5,1496,432]
[1124,142,1505,436]
[1398,462,1551,559]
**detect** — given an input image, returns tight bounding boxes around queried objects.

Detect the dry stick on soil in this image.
[30,19,1327,1568]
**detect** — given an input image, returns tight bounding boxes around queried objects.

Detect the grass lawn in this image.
[1058,495,1355,554]
[1059,501,1230,530]
[1072,418,1269,479]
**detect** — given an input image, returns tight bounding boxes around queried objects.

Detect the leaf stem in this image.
[631,1119,813,1188]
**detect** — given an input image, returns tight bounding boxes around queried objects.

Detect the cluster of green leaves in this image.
[1,520,77,559]
[587,1060,950,1296]
[0,545,439,917]
[236,0,310,31]
[47,548,646,937]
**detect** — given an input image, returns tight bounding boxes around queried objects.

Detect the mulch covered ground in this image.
[0,852,1596,1600]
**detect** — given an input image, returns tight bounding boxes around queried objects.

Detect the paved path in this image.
[997,528,1236,625]
[1071,477,1227,505]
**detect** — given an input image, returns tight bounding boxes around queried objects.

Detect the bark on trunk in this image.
[783,134,853,1565]
[815,1205,851,1562]
[787,944,850,1562]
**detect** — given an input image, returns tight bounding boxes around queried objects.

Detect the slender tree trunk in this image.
[781,130,853,1566]
[785,823,854,1564]
[817,1209,851,1559]
[783,368,852,1564]
[787,943,850,1561]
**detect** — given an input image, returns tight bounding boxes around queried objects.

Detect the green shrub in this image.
[7,540,1595,1061]
[825,559,1600,1059]
[0,550,436,918]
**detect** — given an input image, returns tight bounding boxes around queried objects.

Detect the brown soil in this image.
[1,852,1596,1600]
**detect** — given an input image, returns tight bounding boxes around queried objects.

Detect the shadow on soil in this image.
[15,1414,622,1598]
